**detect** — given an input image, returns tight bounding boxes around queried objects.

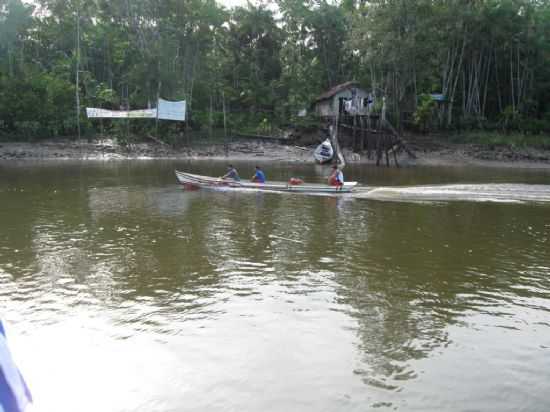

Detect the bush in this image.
[413,94,437,132]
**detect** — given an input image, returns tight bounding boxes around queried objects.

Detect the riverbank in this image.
[0,139,313,162]
[1,138,550,169]
[403,135,550,169]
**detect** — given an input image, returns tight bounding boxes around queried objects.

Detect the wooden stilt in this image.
[330,116,346,168]
[375,134,382,166]
[319,106,414,168]
[360,116,366,152]
[352,115,358,152]
[393,146,399,167]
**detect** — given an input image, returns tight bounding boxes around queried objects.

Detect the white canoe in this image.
[313,139,334,164]
[175,170,357,194]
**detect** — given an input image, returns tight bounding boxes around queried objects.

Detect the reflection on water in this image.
[1,161,550,412]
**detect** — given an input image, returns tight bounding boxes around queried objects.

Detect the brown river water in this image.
[1,160,550,412]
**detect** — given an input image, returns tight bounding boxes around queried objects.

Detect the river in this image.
[1,160,550,412]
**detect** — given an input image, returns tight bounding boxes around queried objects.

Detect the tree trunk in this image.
[75,7,81,142]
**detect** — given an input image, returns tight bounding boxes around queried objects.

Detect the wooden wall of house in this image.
[330,88,370,117]
[314,87,370,118]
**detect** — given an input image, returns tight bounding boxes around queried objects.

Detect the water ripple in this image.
[1,162,550,412]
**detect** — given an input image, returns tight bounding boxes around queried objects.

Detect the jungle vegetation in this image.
[1,0,549,143]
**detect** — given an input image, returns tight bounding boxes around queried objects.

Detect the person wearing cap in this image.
[221,164,240,181]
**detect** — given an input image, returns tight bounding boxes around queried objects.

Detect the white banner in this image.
[86,108,157,119]
[86,99,186,121]
[157,99,186,121]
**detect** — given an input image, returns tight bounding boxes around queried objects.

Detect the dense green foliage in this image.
[1,0,549,141]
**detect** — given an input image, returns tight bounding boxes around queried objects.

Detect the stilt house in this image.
[311,81,415,167]
[312,81,372,119]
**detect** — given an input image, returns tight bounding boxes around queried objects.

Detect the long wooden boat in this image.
[175,170,357,193]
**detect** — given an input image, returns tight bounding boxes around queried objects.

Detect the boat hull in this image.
[175,171,357,194]
[313,139,334,164]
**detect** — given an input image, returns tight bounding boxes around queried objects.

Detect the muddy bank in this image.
[403,139,550,169]
[0,139,312,163]
[1,138,550,169]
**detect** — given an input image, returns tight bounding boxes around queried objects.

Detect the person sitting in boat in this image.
[251,165,266,183]
[221,164,240,181]
[328,164,344,187]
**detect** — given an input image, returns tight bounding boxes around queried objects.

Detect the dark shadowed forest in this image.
[1,0,550,144]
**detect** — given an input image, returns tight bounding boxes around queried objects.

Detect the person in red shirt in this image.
[328,165,344,188]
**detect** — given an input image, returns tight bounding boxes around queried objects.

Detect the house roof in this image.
[314,81,361,103]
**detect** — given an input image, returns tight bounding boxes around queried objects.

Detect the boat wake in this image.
[354,184,550,204]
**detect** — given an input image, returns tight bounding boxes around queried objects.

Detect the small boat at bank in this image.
[175,171,357,194]
[313,139,334,163]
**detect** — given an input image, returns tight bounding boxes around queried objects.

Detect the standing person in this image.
[221,164,240,181]
[328,164,344,188]
[251,165,266,183]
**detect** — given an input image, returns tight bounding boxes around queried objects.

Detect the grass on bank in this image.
[448,131,550,150]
